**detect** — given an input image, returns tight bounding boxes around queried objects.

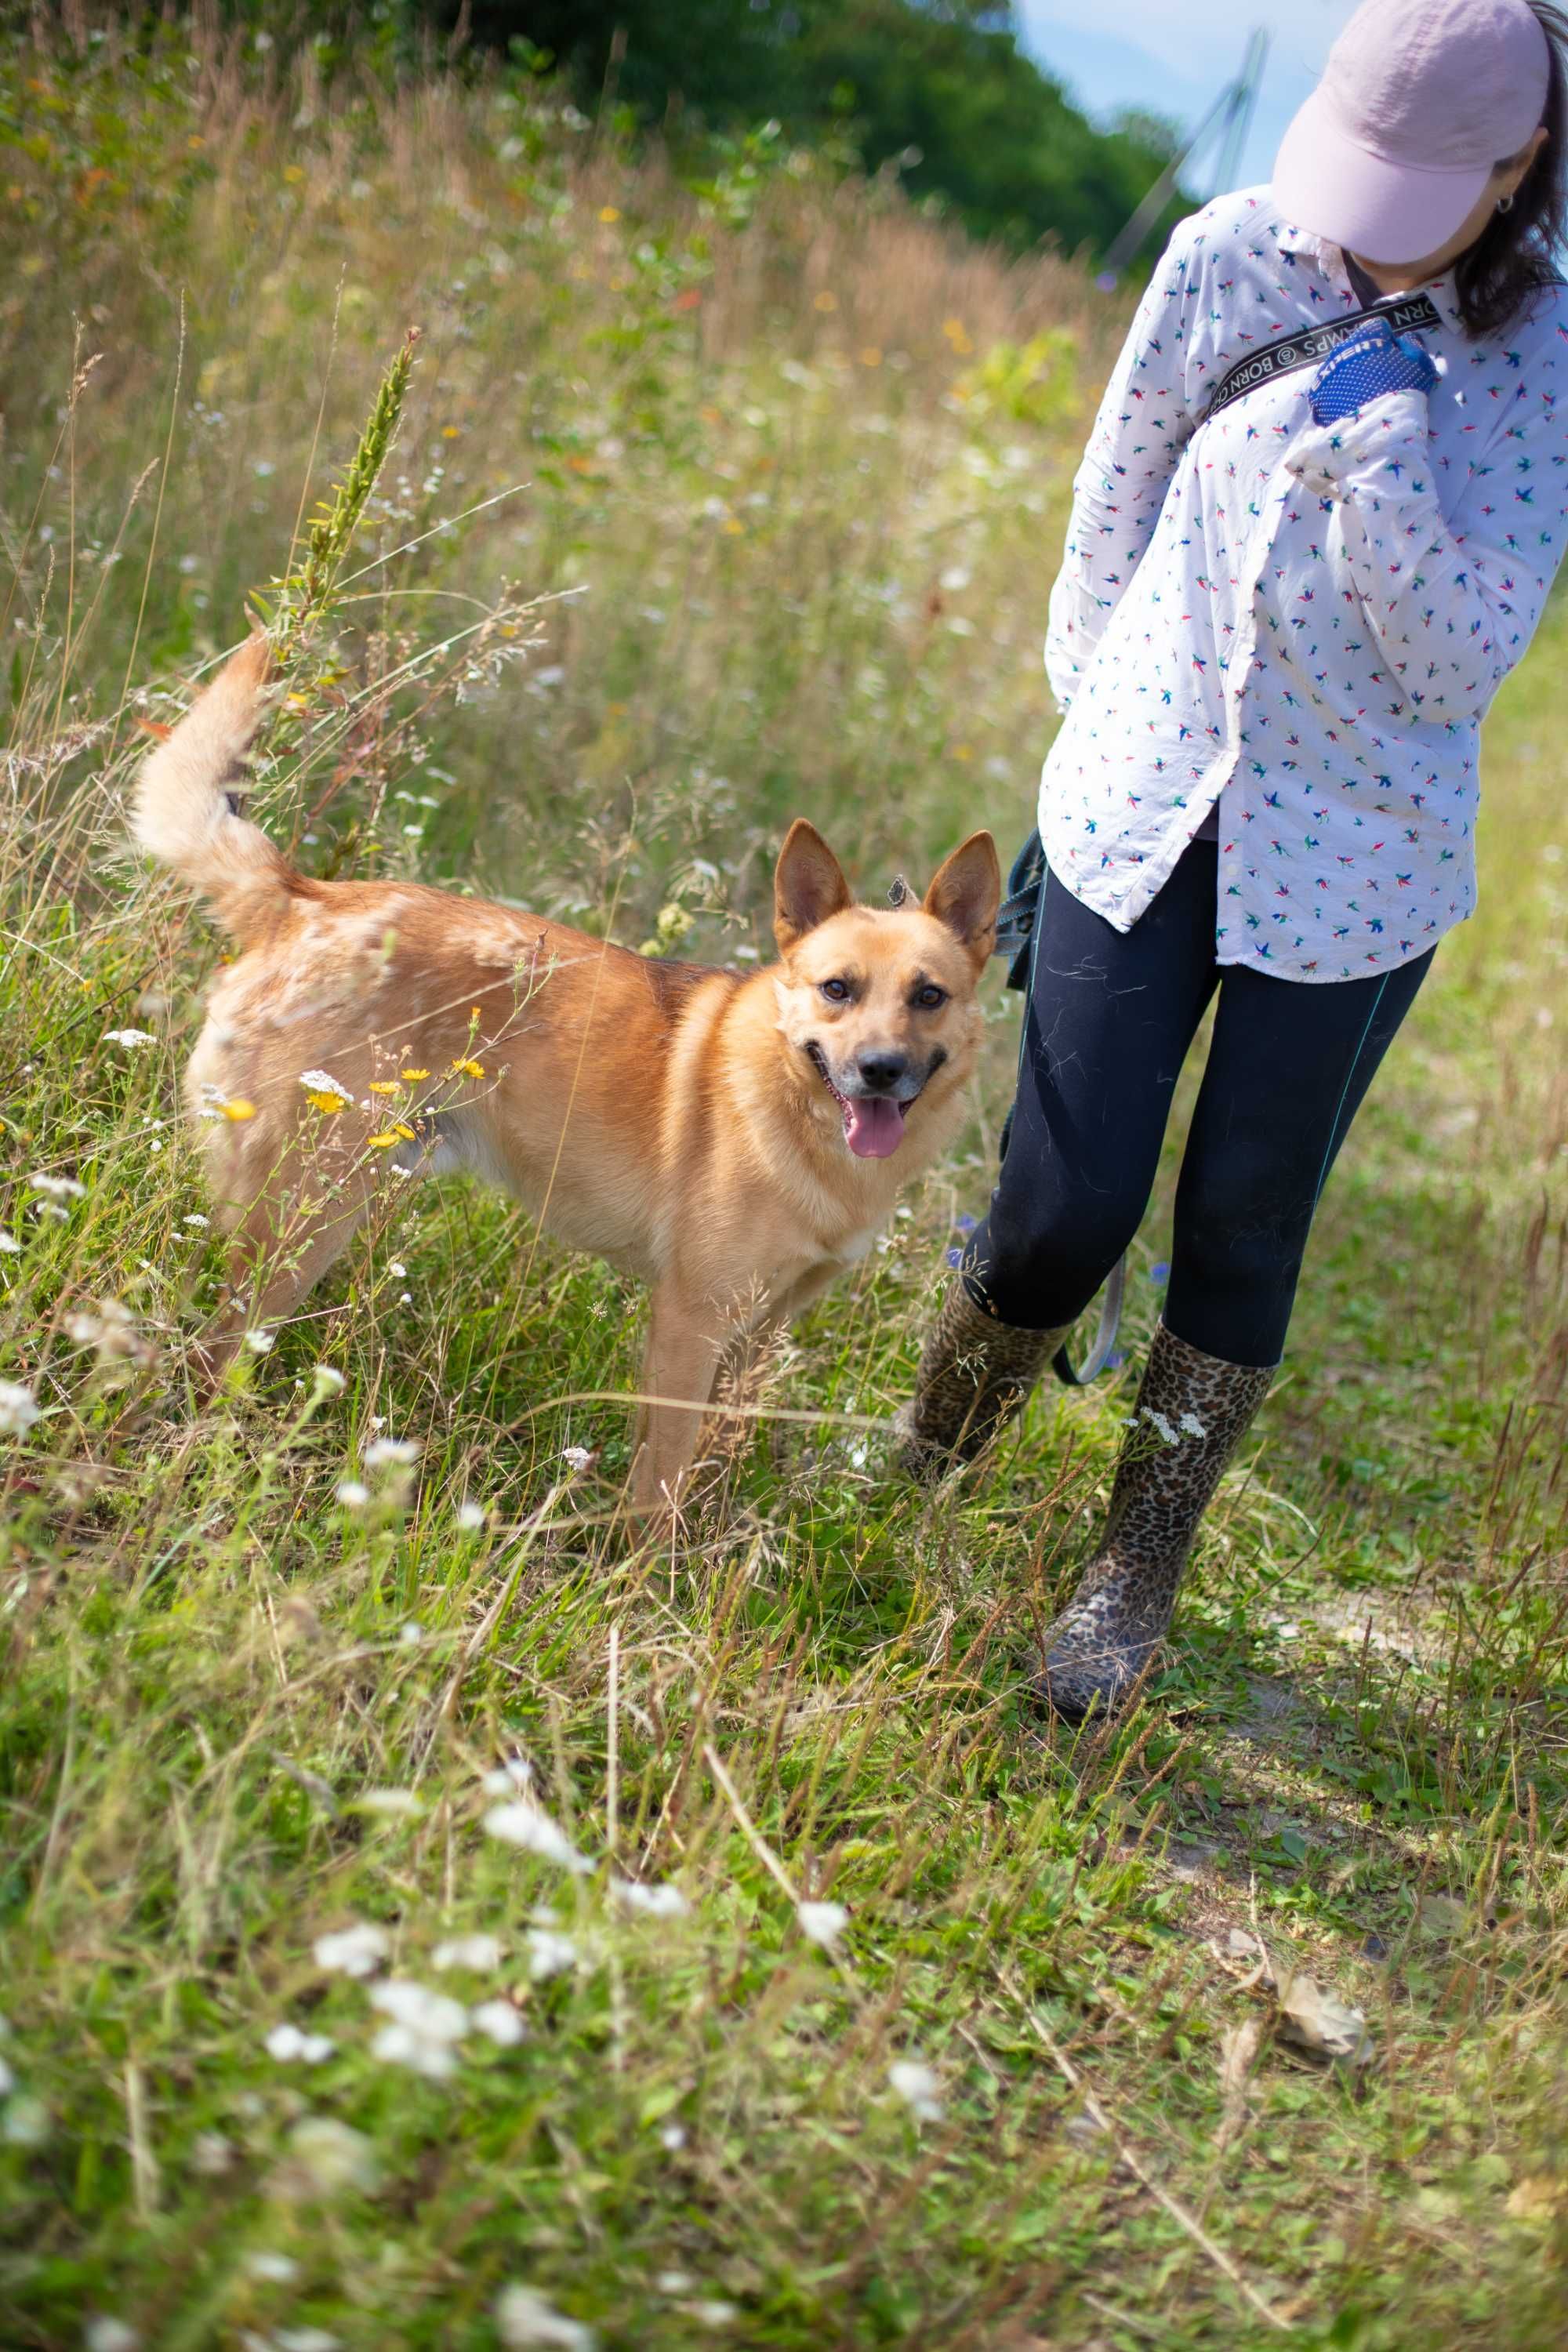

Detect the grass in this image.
[2,16,1566,2350]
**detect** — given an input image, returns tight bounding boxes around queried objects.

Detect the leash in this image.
[963,837,1129,1386]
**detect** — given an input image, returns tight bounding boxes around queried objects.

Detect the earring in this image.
[1497,190,1516,213]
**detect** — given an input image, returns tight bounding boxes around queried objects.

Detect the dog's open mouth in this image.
[807,1044,909,1160]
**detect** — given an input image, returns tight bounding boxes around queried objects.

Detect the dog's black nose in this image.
[856,1051,909,1094]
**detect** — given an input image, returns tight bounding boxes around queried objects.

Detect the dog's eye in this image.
[818,977,851,1003]
[913,984,948,1011]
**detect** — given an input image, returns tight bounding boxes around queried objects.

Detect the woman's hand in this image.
[1308,316,1439,425]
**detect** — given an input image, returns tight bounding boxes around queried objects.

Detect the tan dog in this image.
[135,637,1000,1512]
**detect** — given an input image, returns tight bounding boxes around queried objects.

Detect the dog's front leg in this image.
[632,1284,728,1520]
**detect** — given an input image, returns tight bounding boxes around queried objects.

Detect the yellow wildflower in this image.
[368,1080,401,1096]
[221,1098,257,1122]
[450,1057,485,1080]
[401,1068,430,1081]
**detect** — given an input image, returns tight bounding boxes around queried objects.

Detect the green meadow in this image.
[2,18,1566,2349]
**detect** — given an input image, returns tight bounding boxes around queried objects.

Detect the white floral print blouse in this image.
[1039,185,1568,980]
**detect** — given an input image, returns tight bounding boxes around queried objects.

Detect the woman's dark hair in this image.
[1454,0,1568,336]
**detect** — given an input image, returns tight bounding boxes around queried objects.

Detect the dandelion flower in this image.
[495,2285,596,2351]
[797,1900,848,1947]
[612,1881,688,1918]
[103,1028,157,1051]
[0,1381,40,1438]
[888,2058,943,2123]
[313,1922,390,1977]
[471,1998,527,2048]
[432,1933,503,1971]
[299,1069,351,1112]
[484,1801,593,1875]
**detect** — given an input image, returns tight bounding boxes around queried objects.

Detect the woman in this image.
[898,0,1568,1720]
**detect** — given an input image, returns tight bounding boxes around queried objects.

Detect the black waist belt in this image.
[1202,290,1441,422]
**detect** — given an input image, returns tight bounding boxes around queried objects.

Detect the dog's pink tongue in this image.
[844,1097,906,1159]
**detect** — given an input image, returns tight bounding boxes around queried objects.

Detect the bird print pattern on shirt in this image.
[1039,187,1568,981]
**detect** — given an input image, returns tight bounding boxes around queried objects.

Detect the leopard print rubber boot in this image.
[894,1279,1065,1483]
[1037,1322,1275,1723]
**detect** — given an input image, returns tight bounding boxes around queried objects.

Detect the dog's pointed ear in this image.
[924,831,1000,969]
[774,819,852,954]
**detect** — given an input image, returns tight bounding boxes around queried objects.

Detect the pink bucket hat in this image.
[1272,0,1551,263]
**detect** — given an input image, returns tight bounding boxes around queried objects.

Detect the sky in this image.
[1018,1,1362,197]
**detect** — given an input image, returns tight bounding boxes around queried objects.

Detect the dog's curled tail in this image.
[132,634,299,942]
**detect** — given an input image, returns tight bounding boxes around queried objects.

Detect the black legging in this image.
[963,837,1434,1368]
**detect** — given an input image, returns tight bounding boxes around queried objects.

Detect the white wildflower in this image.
[484,1801,593,1875]
[85,2318,140,2352]
[797,1900,848,1947]
[369,1980,469,2078]
[388,1261,408,1278]
[244,1329,276,1356]
[1178,1411,1207,1439]
[0,1233,20,1253]
[244,2250,300,2283]
[0,2056,15,2097]
[29,1172,85,1200]
[310,1364,345,1394]
[655,2271,693,2294]
[432,1933,503,1970]
[524,1928,578,1981]
[612,1880,689,1918]
[495,2285,596,2350]
[659,2122,688,2151]
[275,2331,340,2352]
[2,2092,49,2146]
[0,1382,41,1438]
[1141,1407,1179,1445]
[359,1788,421,1819]
[264,2023,336,2064]
[456,1498,488,1531]
[335,1480,370,1508]
[481,1757,534,1796]
[688,2303,739,2329]
[103,1029,156,1051]
[398,1620,421,1645]
[888,2058,944,2122]
[560,1445,595,1473]
[313,1922,390,1977]
[363,1436,419,1469]
[183,1213,210,1229]
[471,1999,527,2047]
[285,2116,379,2197]
[191,2132,234,2176]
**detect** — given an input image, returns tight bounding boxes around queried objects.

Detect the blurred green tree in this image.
[430,0,1188,256]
